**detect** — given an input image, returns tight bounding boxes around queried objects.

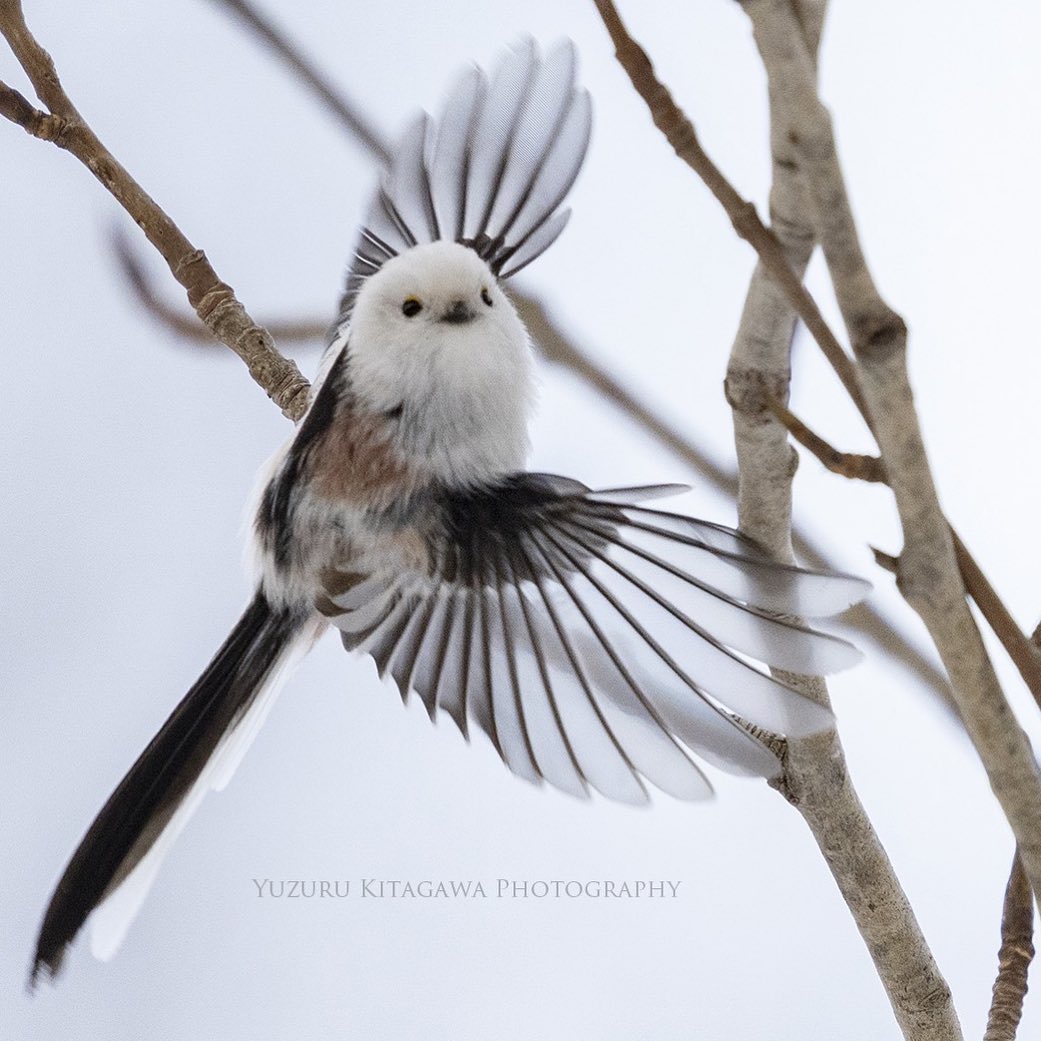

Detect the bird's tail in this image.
[32,592,314,985]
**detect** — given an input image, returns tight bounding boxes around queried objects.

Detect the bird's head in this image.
[346,240,534,483]
[352,239,515,332]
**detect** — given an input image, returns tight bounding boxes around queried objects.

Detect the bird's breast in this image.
[308,408,419,510]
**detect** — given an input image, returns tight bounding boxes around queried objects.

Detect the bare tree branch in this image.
[112,230,330,346]
[0,77,57,134]
[949,529,1041,718]
[772,398,1041,721]
[985,852,1034,1041]
[766,396,886,483]
[716,2,961,1037]
[741,0,1041,911]
[0,0,309,419]
[209,0,390,164]
[591,0,868,419]
[873,548,900,576]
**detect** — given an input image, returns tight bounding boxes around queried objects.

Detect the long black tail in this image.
[32,592,304,985]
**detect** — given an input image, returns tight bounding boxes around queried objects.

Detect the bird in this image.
[31,38,869,984]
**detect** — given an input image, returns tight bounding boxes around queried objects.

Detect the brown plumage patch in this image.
[314,593,347,619]
[385,527,431,575]
[323,568,367,598]
[315,568,366,619]
[309,408,417,509]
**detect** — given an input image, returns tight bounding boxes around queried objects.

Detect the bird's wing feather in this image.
[339,39,590,320]
[320,474,870,802]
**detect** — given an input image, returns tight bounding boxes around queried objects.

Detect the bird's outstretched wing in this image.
[318,475,870,804]
[340,39,591,319]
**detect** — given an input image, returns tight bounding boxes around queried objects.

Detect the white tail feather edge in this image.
[89,618,325,961]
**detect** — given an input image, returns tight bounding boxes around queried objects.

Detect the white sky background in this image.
[2,2,1040,1038]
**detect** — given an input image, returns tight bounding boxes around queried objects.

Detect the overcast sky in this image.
[3,3,1041,1039]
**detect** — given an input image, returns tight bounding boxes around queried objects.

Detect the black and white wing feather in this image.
[318,476,870,805]
[340,39,591,319]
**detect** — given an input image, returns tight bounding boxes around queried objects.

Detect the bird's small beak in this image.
[440,299,476,325]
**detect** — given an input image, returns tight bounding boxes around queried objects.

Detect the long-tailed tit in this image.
[32,39,869,983]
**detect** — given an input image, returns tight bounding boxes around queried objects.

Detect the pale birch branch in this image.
[723,3,960,1038]
[594,1,961,1037]
[0,0,309,419]
[741,0,1041,915]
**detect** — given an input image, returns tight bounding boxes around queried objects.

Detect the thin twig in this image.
[591,0,868,419]
[872,548,899,576]
[981,635,1041,1041]
[767,397,885,482]
[770,398,1041,713]
[950,529,1041,715]
[985,852,1034,1041]
[112,229,330,345]
[209,0,390,164]
[0,78,59,134]
[514,291,736,489]
[0,0,309,419]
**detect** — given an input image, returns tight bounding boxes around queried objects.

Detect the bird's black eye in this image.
[402,297,422,317]
[480,287,493,308]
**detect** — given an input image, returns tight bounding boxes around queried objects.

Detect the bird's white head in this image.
[346,240,534,487]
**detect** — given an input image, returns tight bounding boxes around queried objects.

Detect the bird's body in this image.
[254,242,533,612]
[32,40,869,984]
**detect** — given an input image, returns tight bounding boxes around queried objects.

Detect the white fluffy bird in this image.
[33,39,868,983]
